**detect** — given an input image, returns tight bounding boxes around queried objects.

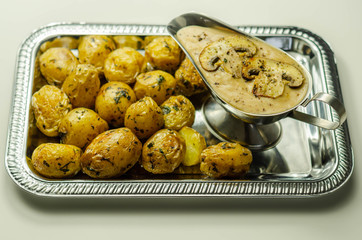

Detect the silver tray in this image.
[5,23,353,197]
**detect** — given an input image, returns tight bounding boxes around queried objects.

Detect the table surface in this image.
[1,0,361,239]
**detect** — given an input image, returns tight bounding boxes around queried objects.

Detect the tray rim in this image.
[5,22,354,197]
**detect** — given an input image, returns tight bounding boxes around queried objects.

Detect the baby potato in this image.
[31,85,72,137]
[144,36,183,73]
[113,35,144,49]
[40,36,79,53]
[144,36,160,46]
[104,47,144,84]
[78,35,115,70]
[62,64,101,108]
[178,126,206,166]
[31,143,82,178]
[95,82,137,127]
[80,128,142,179]
[175,57,207,96]
[200,142,252,178]
[160,95,195,130]
[124,97,164,139]
[39,47,78,86]
[58,108,109,149]
[133,70,176,105]
[142,129,186,174]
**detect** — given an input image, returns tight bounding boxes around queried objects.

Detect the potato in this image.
[58,108,109,149]
[144,36,160,46]
[78,35,115,70]
[104,47,144,84]
[80,128,142,178]
[175,57,207,96]
[112,35,144,49]
[200,142,252,178]
[124,97,164,139]
[39,47,78,86]
[133,70,176,105]
[95,82,137,127]
[178,127,206,166]
[62,64,101,108]
[144,36,183,73]
[40,36,79,53]
[160,95,195,130]
[142,129,186,174]
[31,143,82,178]
[31,85,72,137]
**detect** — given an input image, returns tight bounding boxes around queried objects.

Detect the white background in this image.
[1,0,361,239]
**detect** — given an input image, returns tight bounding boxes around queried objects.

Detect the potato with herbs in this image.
[144,36,160,46]
[80,128,142,179]
[40,36,79,53]
[124,97,164,139]
[78,35,115,70]
[31,143,82,178]
[160,95,195,130]
[31,85,72,137]
[58,108,109,149]
[62,64,101,108]
[200,142,252,178]
[39,47,78,86]
[133,70,176,105]
[144,36,183,73]
[175,58,207,96]
[142,129,186,174]
[104,47,144,84]
[179,126,206,166]
[113,35,144,49]
[95,82,137,127]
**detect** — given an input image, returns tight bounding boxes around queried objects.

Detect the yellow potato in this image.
[112,35,144,49]
[95,82,137,127]
[160,95,195,130]
[178,126,206,166]
[80,128,142,179]
[40,36,79,53]
[58,108,109,149]
[144,36,160,46]
[31,143,82,178]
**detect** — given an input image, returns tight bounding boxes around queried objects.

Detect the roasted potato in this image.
[200,142,252,178]
[78,35,115,70]
[142,129,186,174]
[104,47,144,84]
[31,85,72,137]
[80,128,142,179]
[39,47,78,86]
[40,36,79,53]
[178,126,206,166]
[144,36,160,46]
[58,108,109,149]
[95,82,137,127]
[144,36,183,73]
[124,97,164,139]
[160,95,195,130]
[133,70,176,105]
[112,35,144,49]
[174,57,207,96]
[31,143,82,178]
[62,64,101,108]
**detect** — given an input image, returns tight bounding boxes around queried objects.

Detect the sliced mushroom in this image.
[199,36,257,78]
[252,72,285,98]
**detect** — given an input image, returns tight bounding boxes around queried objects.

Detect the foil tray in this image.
[5,23,353,197]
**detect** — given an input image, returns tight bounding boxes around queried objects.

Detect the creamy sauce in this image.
[176,26,309,115]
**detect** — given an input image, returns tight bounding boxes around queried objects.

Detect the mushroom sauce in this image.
[176,26,309,115]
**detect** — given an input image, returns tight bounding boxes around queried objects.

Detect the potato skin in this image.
[200,142,252,178]
[142,129,186,174]
[104,47,144,84]
[112,36,144,49]
[160,95,195,130]
[124,97,164,139]
[31,143,82,178]
[40,37,79,53]
[31,85,72,137]
[39,47,78,86]
[58,108,109,149]
[175,57,207,96]
[78,35,115,70]
[178,126,206,166]
[62,64,101,108]
[95,82,137,127]
[80,128,142,179]
[133,70,176,105]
